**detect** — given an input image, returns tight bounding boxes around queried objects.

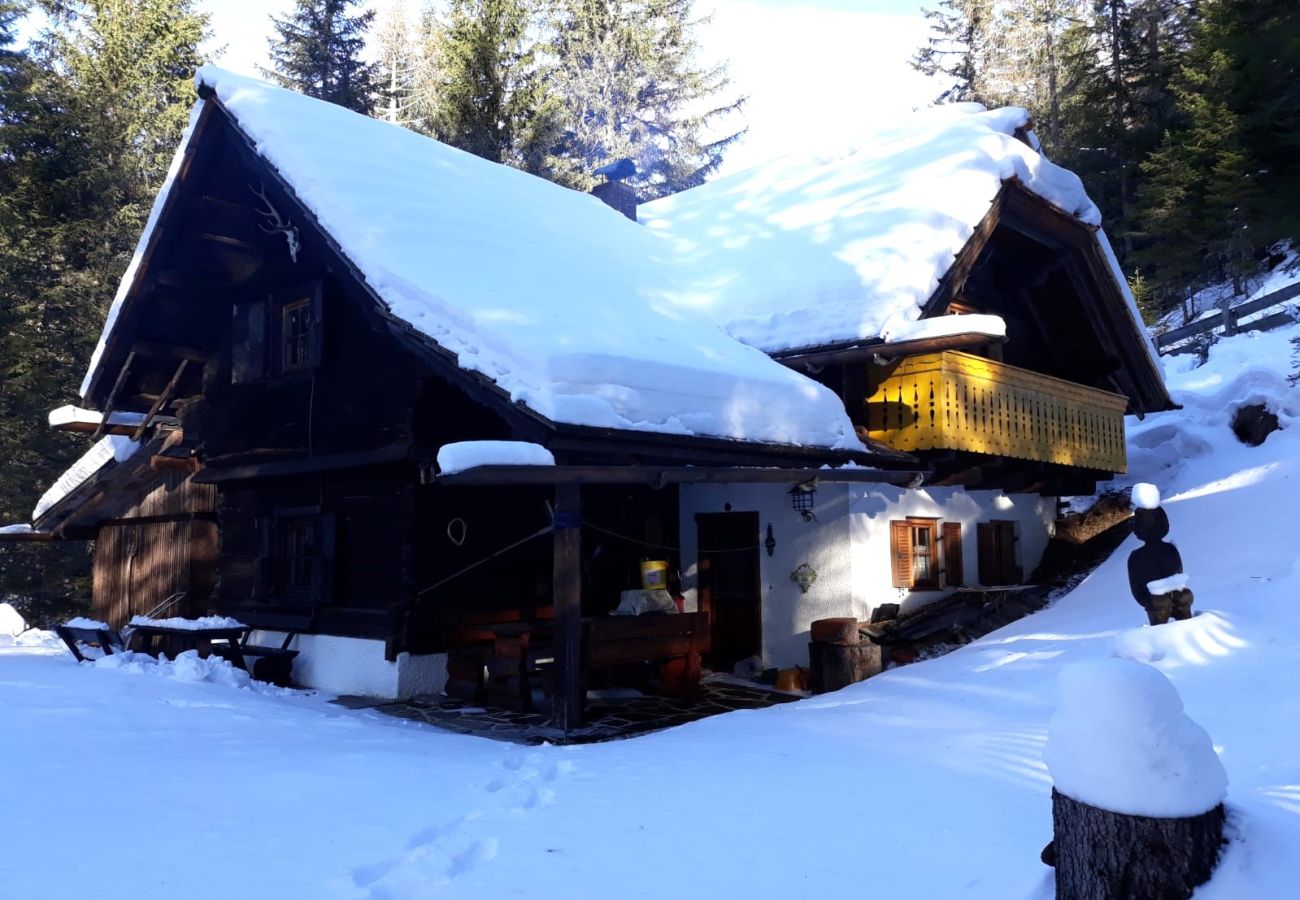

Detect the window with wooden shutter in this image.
[942,521,964,586]
[890,520,912,588]
[263,508,337,607]
[977,520,1020,585]
[890,518,941,590]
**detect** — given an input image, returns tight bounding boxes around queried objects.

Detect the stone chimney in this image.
[590,158,638,221]
[591,180,637,222]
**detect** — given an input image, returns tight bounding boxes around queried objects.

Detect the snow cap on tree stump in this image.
[1044,657,1227,818]
[1132,483,1162,510]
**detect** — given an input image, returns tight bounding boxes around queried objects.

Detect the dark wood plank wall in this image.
[91,474,217,628]
[215,467,414,641]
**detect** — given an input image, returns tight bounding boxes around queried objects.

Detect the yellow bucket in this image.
[640,560,669,591]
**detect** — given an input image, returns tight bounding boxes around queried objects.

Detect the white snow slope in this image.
[6,324,1300,899]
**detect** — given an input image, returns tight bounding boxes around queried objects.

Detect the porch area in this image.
[349,674,799,745]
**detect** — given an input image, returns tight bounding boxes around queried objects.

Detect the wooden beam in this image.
[777,330,1007,370]
[436,465,926,487]
[551,483,583,732]
[133,359,189,441]
[92,351,137,440]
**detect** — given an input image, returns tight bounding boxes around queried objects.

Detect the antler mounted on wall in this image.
[249,182,301,263]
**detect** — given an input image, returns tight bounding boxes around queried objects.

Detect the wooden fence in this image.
[1154,282,1300,355]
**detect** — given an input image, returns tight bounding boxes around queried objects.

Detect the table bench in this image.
[218,611,316,687]
[583,611,709,703]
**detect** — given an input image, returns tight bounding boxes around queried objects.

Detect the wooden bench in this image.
[583,611,708,703]
[223,611,316,687]
[54,624,127,663]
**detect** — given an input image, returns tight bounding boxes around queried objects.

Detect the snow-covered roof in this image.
[641,105,1132,356]
[48,405,166,431]
[82,68,866,453]
[80,71,1159,451]
[33,436,141,523]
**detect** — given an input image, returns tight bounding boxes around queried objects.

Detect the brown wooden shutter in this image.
[942,522,964,587]
[305,282,324,368]
[890,520,913,588]
[312,513,337,605]
[231,299,268,384]
[255,515,274,599]
[996,521,1020,583]
[977,522,995,586]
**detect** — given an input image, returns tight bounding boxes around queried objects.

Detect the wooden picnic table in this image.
[128,622,252,671]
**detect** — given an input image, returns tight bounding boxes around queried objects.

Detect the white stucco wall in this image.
[247,630,447,699]
[679,484,1056,670]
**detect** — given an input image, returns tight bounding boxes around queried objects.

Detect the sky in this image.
[26,0,942,177]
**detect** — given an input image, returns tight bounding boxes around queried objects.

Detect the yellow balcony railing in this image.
[864,350,1129,473]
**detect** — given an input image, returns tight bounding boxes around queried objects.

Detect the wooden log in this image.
[808,641,882,694]
[1049,788,1225,900]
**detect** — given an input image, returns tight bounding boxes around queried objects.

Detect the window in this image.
[977,520,1020,585]
[890,518,941,590]
[230,280,322,385]
[280,297,316,371]
[277,516,318,596]
[258,510,336,605]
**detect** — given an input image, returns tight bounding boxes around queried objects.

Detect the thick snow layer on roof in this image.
[0,524,33,535]
[880,313,1006,345]
[79,67,864,452]
[437,441,555,475]
[33,436,140,522]
[643,105,1108,354]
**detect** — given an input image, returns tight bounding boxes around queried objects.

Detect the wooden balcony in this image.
[863,351,1129,473]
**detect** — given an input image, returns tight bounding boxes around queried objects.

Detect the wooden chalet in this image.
[16,69,1171,728]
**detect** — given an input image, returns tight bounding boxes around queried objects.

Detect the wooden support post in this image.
[92,351,137,441]
[132,359,189,442]
[551,482,583,733]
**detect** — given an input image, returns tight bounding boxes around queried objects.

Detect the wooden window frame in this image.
[890,517,942,591]
[273,281,323,376]
[258,506,336,607]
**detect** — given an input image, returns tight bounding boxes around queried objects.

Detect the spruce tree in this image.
[544,0,743,200]
[428,0,560,169]
[264,0,377,114]
[913,0,997,104]
[0,0,208,624]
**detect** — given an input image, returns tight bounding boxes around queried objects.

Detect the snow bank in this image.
[0,602,25,637]
[33,435,140,521]
[128,615,246,630]
[80,67,866,452]
[1045,657,1227,817]
[93,649,262,690]
[437,441,556,475]
[1112,612,1247,668]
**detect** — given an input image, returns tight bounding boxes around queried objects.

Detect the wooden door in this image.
[696,512,762,673]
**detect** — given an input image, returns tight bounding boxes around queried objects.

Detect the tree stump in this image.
[1050,788,1225,900]
[807,641,881,693]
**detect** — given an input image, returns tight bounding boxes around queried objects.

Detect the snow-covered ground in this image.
[5,324,1300,899]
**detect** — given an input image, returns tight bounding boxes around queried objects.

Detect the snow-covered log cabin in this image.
[14,69,1171,724]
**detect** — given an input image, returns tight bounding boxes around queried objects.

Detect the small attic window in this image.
[281,296,316,371]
